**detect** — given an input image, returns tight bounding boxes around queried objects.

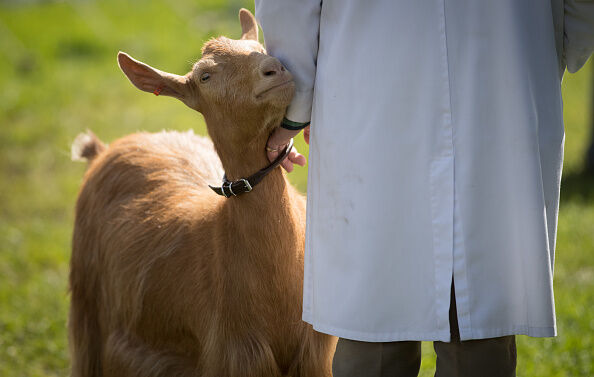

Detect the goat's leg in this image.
[201,331,283,377]
[286,326,337,377]
[102,330,199,377]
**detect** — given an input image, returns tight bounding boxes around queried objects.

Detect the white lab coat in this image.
[255,0,594,342]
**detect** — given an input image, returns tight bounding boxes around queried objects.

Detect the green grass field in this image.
[0,1,593,376]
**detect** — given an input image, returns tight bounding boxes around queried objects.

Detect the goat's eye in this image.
[200,73,211,83]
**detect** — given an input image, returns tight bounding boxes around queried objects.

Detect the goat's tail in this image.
[71,131,106,163]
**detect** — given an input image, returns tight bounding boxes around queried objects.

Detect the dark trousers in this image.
[332,283,517,377]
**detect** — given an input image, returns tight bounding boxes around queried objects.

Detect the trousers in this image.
[332,282,517,377]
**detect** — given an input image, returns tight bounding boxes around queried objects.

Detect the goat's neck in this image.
[221,167,300,263]
[206,112,285,183]
[206,113,299,232]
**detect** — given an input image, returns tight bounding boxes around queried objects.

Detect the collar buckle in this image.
[239,178,252,193]
[209,138,293,198]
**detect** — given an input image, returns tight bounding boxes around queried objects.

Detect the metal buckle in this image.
[220,182,229,198]
[239,179,252,192]
[227,181,237,197]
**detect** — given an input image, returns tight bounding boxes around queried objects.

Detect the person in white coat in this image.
[255,1,594,376]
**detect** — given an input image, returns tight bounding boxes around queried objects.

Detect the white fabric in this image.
[255,0,594,342]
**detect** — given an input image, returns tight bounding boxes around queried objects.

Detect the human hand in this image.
[266,127,306,172]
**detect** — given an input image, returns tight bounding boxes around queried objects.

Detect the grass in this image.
[0,1,592,375]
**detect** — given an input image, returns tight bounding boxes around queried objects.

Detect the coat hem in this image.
[458,325,557,341]
[303,312,451,342]
[303,311,557,341]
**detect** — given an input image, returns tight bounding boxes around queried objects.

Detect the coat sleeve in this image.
[564,0,594,73]
[255,0,322,124]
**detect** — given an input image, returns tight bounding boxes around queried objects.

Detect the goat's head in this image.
[117,9,294,152]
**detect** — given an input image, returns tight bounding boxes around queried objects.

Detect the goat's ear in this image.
[117,52,193,104]
[239,8,258,41]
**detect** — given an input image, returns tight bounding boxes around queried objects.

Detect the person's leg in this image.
[332,338,422,377]
[433,281,517,377]
[433,336,516,377]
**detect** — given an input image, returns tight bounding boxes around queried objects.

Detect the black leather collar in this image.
[209,138,294,198]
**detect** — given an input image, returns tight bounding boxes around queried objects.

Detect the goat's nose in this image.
[260,58,285,77]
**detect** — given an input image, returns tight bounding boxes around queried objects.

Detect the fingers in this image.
[289,149,306,166]
[280,149,306,172]
[270,147,306,172]
[282,159,294,172]
[266,125,308,172]
[266,130,292,163]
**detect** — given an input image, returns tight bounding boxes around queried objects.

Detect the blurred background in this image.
[0,1,592,376]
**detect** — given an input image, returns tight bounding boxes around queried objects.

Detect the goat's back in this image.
[69,130,224,376]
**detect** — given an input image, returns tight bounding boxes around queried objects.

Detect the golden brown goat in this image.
[69,9,336,377]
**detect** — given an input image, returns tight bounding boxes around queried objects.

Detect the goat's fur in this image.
[69,9,336,377]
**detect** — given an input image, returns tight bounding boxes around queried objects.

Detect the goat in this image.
[69,9,336,377]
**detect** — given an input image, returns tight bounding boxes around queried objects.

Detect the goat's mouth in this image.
[255,80,294,99]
